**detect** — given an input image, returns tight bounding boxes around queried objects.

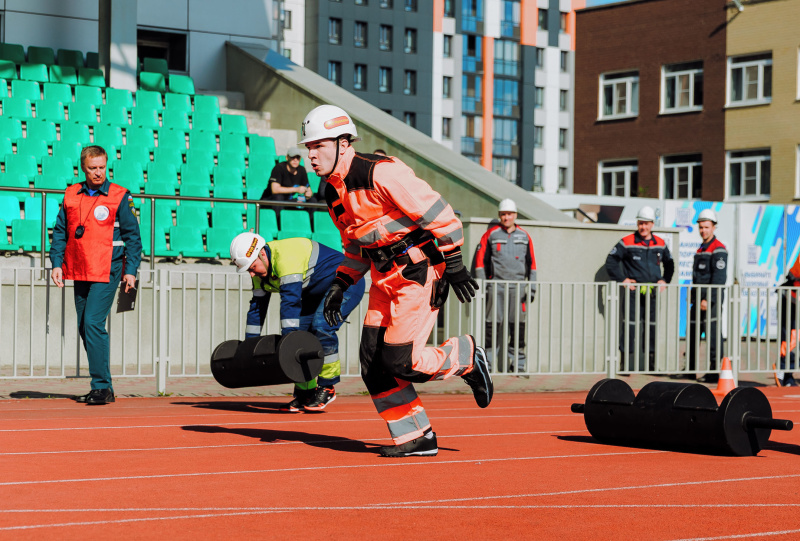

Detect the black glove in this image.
[323,280,346,327]
[443,249,479,303]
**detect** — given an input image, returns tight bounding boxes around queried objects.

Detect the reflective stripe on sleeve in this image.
[112,240,124,246]
[281,318,300,328]
[280,273,303,285]
[252,289,268,297]
[245,324,262,335]
[415,197,447,228]
[436,227,464,248]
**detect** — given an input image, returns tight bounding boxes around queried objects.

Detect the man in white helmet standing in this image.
[229,232,365,411]
[300,104,493,457]
[473,198,537,373]
[686,209,727,383]
[605,205,674,372]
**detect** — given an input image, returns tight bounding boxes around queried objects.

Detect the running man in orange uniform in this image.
[301,105,493,457]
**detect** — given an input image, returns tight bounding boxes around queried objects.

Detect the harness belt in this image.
[360,228,433,264]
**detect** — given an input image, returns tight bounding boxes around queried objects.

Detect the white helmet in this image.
[299,105,359,145]
[498,198,517,213]
[230,232,266,273]
[696,208,717,224]
[636,206,656,222]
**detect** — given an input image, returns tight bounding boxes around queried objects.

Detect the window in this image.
[728,149,770,198]
[494,79,519,116]
[354,21,367,48]
[328,18,342,45]
[380,0,392,7]
[600,160,638,197]
[443,76,452,98]
[560,12,567,32]
[493,118,518,155]
[560,89,568,111]
[501,0,521,37]
[379,67,392,92]
[559,128,567,149]
[461,114,482,154]
[559,167,568,189]
[494,40,519,76]
[533,165,543,191]
[560,51,568,72]
[662,61,703,112]
[444,0,455,17]
[354,64,367,91]
[379,25,392,51]
[662,154,702,199]
[404,0,417,11]
[729,53,772,105]
[535,48,544,68]
[137,29,188,71]
[600,71,639,119]
[404,112,416,127]
[355,0,367,4]
[282,48,292,59]
[327,61,342,86]
[281,9,292,30]
[533,126,543,148]
[538,9,548,30]
[493,158,518,183]
[443,35,452,58]
[404,28,417,53]
[442,117,452,140]
[404,70,417,95]
[534,86,544,109]
[463,74,482,112]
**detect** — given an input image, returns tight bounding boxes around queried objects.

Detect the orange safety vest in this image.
[62,182,127,282]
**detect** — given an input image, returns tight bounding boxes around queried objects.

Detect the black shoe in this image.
[86,388,115,405]
[380,432,438,457]
[74,392,92,403]
[463,344,493,408]
[303,386,336,412]
[697,374,719,384]
[279,389,313,412]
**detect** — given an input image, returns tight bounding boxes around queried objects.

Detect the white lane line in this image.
[0,413,578,433]
[667,529,800,541]
[0,449,660,487]
[0,430,581,456]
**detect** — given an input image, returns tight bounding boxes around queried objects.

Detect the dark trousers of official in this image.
[686,301,723,373]
[620,289,656,372]
[74,259,123,391]
[780,293,798,372]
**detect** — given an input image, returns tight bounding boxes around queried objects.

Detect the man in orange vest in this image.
[777,254,800,386]
[50,146,142,405]
[301,105,493,458]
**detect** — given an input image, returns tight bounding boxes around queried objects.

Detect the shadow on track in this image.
[9,391,83,399]
[172,400,298,414]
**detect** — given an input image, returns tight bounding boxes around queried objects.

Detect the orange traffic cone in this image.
[711,357,736,399]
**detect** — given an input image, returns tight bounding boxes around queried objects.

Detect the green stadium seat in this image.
[180,164,211,187]
[75,85,103,106]
[248,153,277,172]
[168,225,207,258]
[67,102,97,125]
[60,122,91,146]
[143,182,177,210]
[178,183,210,209]
[146,162,178,189]
[34,173,68,193]
[246,186,266,202]
[28,46,55,66]
[135,89,163,111]
[278,229,312,241]
[139,71,166,93]
[0,78,7,98]
[139,202,173,232]
[12,219,50,251]
[0,60,17,80]
[24,196,59,227]
[206,227,240,257]
[11,79,41,101]
[125,126,155,149]
[257,208,279,240]
[249,135,277,156]
[57,49,84,69]
[0,219,20,250]
[313,211,338,234]
[188,130,216,152]
[5,153,37,178]
[193,94,220,114]
[0,172,29,202]
[26,119,57,142]
[213,183,244,200]
[217,151,245,175]
[119,144,150,169]
[152,147,183,169]
[176,205,209,233]
[105,87,133,108]
[99,103,129,127]
[43,82,71,103]
[52,140,82,167]
[211,206,244,230]
[191,111,219,132]
[0,44,25,64]
[165,93,191,113]
[104,144,119,164]
[0,118,22,141]
[280,209,312,235]
[156,128,187,151]
[161,109,189,131]
[185,148,215,173]
[0,193,22,220]
[130,106,159,129]
[213,167,243,188]
[140,228,177,257]
[142,58,169,75]
[16,138,49,163]
[2,97,33,120]
[311,231,342,251]
[20,63,49,83]
[221,114,248,134]
[41,155,74,180]
[78,68,105,87]
[86,52,99,70]
[218,132,247,156]
[49,65,77,85]
[168,74,195,95]
[111,160,144,192]
[0,137,11,158]
[93,124,123,148]
[308,174,322,192]
[34,99,65,122]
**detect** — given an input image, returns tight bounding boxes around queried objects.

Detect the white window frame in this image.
[727,53,772,107]
[726,149,771,201]
[598,160,638,197]
[660,154,702,200]
[661,62,703,114]
[599,71,639,120]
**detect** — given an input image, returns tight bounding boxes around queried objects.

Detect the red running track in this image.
[1,389,800,540]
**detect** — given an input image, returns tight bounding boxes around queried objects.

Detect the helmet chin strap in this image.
[327,137,344,178]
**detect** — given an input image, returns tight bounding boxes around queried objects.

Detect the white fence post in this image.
[156,269,170,394]
[606,281,618,379]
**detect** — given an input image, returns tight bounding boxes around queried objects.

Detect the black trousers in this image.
[686,300,723,372]
[620,289,657,371]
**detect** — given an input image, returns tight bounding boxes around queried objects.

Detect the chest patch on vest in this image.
[94,205,110,222]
